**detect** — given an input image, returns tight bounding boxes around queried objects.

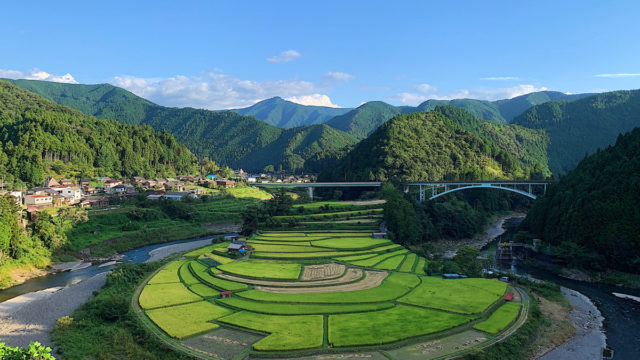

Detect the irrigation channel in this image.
[485,218,640,359]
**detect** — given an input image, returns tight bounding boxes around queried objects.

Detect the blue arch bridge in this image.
[251,180,549,201]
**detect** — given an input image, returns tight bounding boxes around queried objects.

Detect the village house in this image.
[60,179,74,186]
[24,194,53,206]
[216,179,235,188]
[59,187,83,202]
[80,179,91,187]
[132,176,145,184]
[44,177,60,187]
[79,196,109,208]
[103,179,123,191]
[164,180,185,192]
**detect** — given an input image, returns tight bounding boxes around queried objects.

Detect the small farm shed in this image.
[220,291,232,298]
[227,243,248,253]
[505,292,514,301]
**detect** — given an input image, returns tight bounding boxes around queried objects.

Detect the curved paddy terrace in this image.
[134,203,528,359]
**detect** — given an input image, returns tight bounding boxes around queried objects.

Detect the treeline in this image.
[0,81,197,186]
[381,183,531,249]
[521,127,640,273]
[320,108,550,182]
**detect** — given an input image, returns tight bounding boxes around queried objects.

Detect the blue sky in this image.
[2,0,640,109]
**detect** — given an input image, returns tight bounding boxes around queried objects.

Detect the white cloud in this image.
[481,76,521,81]
[0,68,78,84]
[387,84,549,106]
[267,50,301,63]
[112,71,323,109]
[285,94,340,108]
[324,71,354,81]
[594,73,640,78]
[414,83,437,94]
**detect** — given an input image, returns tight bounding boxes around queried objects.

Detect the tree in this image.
[454,246,482,277]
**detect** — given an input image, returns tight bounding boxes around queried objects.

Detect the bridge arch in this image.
[428,184,537,200]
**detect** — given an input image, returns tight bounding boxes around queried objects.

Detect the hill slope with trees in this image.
[5,79,357,172]
[0,81,197,186]
[320,107,550,182]
[512,89,640,174]
[521,127,640,273]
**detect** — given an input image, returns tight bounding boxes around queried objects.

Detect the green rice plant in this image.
[332,253,380,262]
[139,283,202,309]
[249,243,325,253]
[217,261,302,280]
[216,297,394,315]
[414,257,427,275]
[188,261,248,291]
[235,272,419,304]
[328,305,472,347]
[398,254,417,273]
[147,260,185,284]
[217,311,323,351]
[178,262,200,285]
[398,277,507,314]
[146,301,232,339]
[473,302,522,334]
[348,249,408,267]
[248,239,313,246]
[311,237,391,250]
[202,252,235,265]
[374,255,406,271]
[188,283,220,297]
[183,242,231,258]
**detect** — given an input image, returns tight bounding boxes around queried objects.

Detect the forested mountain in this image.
[512,89,640,174]
[0,81,197,186]
[521,127,640,273]
[323,91,590,139]
[325,101,403,139]
[232,97,351,128]
[320,107,550,182]
[5,79,357,172]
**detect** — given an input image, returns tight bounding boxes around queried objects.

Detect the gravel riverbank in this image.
[0,237,217,349]
[538,287,606,360]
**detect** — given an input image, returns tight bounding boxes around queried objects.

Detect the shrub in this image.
[0,342,55,360]
[56,316,74,329]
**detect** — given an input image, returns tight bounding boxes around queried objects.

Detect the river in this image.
[485,218,640,359]
[0,234,236,304]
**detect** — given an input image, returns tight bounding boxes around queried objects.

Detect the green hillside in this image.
[232,97,351,128]
[512,89,640,174]
[6,79,357,172]
[0,81,197,186]
[320,108,548,182]
[325,101,402,139]
[522,127,640,273]
[324,91,589,140]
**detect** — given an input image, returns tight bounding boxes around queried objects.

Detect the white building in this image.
[24,194,53,206]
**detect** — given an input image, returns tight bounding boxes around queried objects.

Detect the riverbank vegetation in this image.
[52,262,192,359]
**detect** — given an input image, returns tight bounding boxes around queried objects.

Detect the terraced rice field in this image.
[138,202,522,358]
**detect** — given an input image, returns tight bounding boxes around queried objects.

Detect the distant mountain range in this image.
[4,79,357,172]
[6,78,640,177]
[232,97,351,128]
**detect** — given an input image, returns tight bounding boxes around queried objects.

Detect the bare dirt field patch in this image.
[217,268,362,287]
[255,270,387,294]
[301,263,346,280]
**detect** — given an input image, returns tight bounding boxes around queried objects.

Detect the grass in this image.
[216,297,395,315]
[146,301,232,339]
[311,237,391,250]
[147,260,185,284]
[235,272,419,304]
[374,254,406,271]
[398,277,507,314]
[328,305,472,347]
[178,262,200,285]
[398,253,417,273]
[217,261,302,280]
[415,257,427,275]
[139,282,202,309]
[473,302,522,334]
[188,261,248,291]
[217,312,324,351]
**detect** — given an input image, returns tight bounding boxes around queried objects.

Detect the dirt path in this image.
[255,270,387,293]
[218,268,362,287]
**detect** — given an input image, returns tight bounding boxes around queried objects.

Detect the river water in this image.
[485,218,640,359]
[0,234,236,303]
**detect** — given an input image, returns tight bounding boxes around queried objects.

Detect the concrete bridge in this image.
[251,180,550,201]
[251,182,382,199]
[407,181,550,202]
